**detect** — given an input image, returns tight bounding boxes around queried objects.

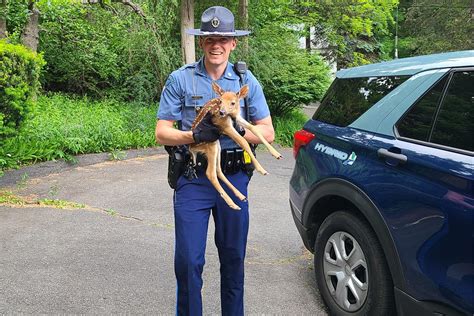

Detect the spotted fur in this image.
[191,98,222,130]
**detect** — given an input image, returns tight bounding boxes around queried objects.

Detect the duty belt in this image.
[194,148,249,175]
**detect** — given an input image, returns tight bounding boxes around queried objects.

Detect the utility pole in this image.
[180,0,195,64]
[238,0,249,59]
[0,0,7,39]
[394,5,399,59]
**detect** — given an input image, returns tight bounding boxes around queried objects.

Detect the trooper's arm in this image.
[155,120,194,146]
[243,116,275,144]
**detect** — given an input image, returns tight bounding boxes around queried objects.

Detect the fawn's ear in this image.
[212,82,225,96]
[237,85,249,99]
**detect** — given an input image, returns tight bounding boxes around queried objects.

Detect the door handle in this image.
[377,148,407,164]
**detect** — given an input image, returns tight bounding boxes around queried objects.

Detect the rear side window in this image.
[314,76,410,126]
[397,70,474,152]
[431,71,474,151]
[397,76,448,141]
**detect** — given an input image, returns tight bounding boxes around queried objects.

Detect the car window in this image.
[397,70,473,152]
[431,71,474,152]
[396,76,448,141]
[314,76,410,126]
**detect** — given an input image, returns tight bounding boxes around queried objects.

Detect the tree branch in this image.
[118,0,145,19]
[81,0,146,20]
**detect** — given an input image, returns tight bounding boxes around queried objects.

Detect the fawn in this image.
[189,82,283,210]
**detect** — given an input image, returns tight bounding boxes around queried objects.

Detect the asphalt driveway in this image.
[0,146,327,314]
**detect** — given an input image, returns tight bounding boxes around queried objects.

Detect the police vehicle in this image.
[289,51,474,315]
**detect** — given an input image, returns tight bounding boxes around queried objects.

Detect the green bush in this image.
[273,109,308,147]
[38,3,123,97]
[0,40,46,139]
[37,0,181,103]
[248,32,330,117]
[0,93,157,171]
[239,0,331,118]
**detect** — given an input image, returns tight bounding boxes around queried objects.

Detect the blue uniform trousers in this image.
[173,170,250,316]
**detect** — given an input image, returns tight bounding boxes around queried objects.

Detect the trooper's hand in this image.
[233,119,246,137]
[192,113,221,144]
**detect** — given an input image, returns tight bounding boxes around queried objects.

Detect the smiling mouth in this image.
[210,51,223,56]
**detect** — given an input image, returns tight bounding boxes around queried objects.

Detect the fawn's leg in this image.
[204,142,241,211]
[215,141,247,202]
[222,125,269,175]
[235,116,283,160]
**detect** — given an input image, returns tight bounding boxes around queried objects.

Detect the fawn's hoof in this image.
[231,205,241,211]
[236,194,247,201]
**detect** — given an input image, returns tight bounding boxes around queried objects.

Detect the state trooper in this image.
[155,6,275,316]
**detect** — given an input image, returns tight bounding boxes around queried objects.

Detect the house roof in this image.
[337,50,474,78]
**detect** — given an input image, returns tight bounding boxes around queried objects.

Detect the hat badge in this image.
[211,17,220,28]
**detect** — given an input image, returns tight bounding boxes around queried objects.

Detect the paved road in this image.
[0,146,327,314]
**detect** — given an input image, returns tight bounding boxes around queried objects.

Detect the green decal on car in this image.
[314,143,357,165]
[343,152,357,166]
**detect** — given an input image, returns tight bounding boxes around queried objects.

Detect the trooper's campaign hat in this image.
[186,6,251,37]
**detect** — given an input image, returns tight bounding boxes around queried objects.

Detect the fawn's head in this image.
[212,82,249,117]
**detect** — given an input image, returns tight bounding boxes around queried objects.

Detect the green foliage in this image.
[241,0,331,117]
[399,0,473,56]
[37,0,181,103]
[298,0,399,68]
[4,0,30,42]
[273,109,308,147]
[0,93,157,171]
[0,39,45,139]
[38,2,123,96]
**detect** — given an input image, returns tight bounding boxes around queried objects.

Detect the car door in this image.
[362,69,474,314]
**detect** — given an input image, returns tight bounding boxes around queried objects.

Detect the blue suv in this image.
[289,51,473,316]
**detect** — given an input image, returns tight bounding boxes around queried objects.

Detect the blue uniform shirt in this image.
[157,58,270,149]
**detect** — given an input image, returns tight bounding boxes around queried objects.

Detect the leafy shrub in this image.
[237,0,331,118]
[4,0,30,42]
[0,39,45,139]
[247,30,330,117]
[38,3,122,96]
[273,109,308,147]
[37,0,181,103]
[0,93,157,171]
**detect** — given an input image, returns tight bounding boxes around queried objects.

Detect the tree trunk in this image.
[180,0,195,64]
[306,25,311,52]
[238,0,249,59]
[0,0,7,39]
[21,1,40,51]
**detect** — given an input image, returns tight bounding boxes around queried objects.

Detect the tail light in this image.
[293,129,315,158]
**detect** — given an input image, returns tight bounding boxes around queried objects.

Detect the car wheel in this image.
[314,211,395,315]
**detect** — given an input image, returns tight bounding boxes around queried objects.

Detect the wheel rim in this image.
[323,231,368,312]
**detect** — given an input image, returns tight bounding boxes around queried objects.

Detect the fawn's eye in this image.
[231,101,236,106]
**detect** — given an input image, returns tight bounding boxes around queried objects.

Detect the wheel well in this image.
[307,195,364,252]
[303,182,405,290]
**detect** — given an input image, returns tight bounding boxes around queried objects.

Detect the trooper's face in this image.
[199,36,237,67]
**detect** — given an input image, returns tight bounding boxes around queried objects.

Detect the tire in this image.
[314,211,395,316]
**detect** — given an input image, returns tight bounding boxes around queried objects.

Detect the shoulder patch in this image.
[165,75,176,88]
[179,62,197,71]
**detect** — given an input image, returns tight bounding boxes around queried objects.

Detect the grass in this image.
[273,109,308,147]
[1,93,157,172]
[0,93,307,173]
[0,191,26,205]
[0,190,86,209]
[38,198,86,209]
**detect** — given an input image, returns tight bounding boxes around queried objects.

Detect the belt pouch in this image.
[165,145,186,189]
[223,149,235,174]
[234,149,243,173]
